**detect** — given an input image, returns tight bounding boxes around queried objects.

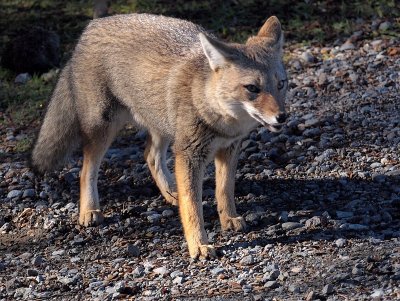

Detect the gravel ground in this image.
[1,28,399,300]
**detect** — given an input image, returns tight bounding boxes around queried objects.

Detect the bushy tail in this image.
[31,64,81,173]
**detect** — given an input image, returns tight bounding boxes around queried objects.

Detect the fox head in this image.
[199,16,287,132]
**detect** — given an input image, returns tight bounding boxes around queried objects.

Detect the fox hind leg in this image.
[144,132,178,205]
[79,143,105,227]
[79,110,130,226]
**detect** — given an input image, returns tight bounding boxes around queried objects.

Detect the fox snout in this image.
[250,92,286,131]
[268,111,287,132]
[276,112,287,123]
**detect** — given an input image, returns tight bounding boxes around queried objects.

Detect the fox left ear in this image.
[199,33,237,71]
[257,16,283,48]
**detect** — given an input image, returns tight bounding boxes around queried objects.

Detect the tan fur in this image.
[31,14,287,258]
[144,132,178,205]
[79,147,104,226]
[215,142,247,231]
[254,93,281,116]
[176,154,216,258]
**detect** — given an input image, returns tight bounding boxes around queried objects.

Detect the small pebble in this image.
[322,284,334,295]
[127,244,140,257]
[7,190,22,199]
[335,238,347,248]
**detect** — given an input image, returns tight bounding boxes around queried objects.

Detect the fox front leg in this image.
[215,141,247,232]
[175,153,216,259]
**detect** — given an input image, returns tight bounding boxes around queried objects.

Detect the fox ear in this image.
[199,33,237,71]
[257,16,283,47]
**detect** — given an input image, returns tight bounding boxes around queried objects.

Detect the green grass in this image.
[0,70,55,126]
[14,137,32,152]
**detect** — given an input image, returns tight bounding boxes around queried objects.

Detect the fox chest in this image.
[203,136,243,163]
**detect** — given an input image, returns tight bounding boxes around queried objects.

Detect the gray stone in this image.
[31,256,44,266]
[211,267,225,275]
[170,270,183,278]
[26,269,38,276]
[300,51,315,63]
[340,41,355,51]
[153,266,168,276]
[0,223,11,232]
[245,213,259,223]
[303,128,321,138]
[19,252,32,260]
[370,162,382,168]
[115,281,126,293]
[147,213,162,223]
[264,269,280,281]
[336,211,353,219]
[318,72,328,85]
[133,266,144,277]
[162,209,174,217]
[264,281,279,289]
[279,211,289,222]
[349,73,359,83]
[282,222,303,231]
[322,284,334,295]
[305,216,327,229]
[335,238,346,248]
[240,255,254,266]
[15,73,31,84]
[379,21,391,31]
[127,244,140,257]
[173,276,184,284]
[292,60,302,70]
[7,190,22,199]
[372,173,386,183]
[36,275,45,283]
[371,289,384,298]
[304,118,320,127]
[352,266,363,275]
[22,189,35,198]
[306,291,316,301]
[288,284,301,293]
[285,163,297,170]
[52,249,65,256]
[340,223,369,231]
[58,276,77,286]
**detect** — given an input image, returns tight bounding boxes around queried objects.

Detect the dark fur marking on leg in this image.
[102,85,126,122]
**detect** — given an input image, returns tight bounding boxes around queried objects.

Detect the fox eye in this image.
[277,79,286,90]
[244,84,260,94]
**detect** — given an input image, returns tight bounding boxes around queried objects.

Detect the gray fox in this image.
[32,13,288,259]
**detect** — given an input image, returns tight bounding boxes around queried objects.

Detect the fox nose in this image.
[276,113,287,123]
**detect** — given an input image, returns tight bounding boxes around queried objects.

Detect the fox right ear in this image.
[199,33,236,71]
[257,16,283,48]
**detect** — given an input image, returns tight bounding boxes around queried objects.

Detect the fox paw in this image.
[189,244,217,259]
[79,210,104,227]
[221,216,247,232]
[164,190,179,206]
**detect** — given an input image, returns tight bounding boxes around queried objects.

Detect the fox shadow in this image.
[105,170,399,247]
[213,174,400,252]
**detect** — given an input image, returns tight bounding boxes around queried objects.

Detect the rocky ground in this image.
[1,27,399,300]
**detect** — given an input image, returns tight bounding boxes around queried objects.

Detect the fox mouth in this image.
[251,114,284,133]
